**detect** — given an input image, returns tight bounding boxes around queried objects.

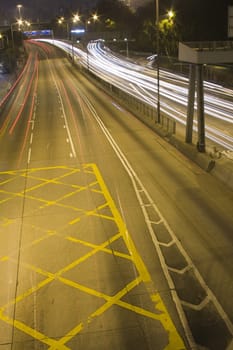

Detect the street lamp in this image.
[58,17,70,40]
[124,38,129,58]
[92,14,98,22]
[73,14,81,23]
[155,3,175,124]
[72,13,99,32]
[155,0,160,123]
[17,4,23,29]
[72,13,99,69]
[17,4,22,19]
[167,10,175,20]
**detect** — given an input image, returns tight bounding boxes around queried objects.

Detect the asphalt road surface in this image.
[0,41,232,350]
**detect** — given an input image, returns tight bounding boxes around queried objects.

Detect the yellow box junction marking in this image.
[0,164,186,349]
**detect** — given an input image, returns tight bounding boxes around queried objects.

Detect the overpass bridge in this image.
[179,41,233,152]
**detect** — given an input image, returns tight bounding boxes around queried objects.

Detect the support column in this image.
[196,64,205,152]
[185,64,196,143]
[155,0,160,123]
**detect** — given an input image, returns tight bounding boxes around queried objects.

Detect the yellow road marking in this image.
[66,235,132,260]
[1,277,53,312]
[0,312,70,349]
[49,277,142,349]
[89,163,186,349]
[90,163,151,283]
[0,164,186,349]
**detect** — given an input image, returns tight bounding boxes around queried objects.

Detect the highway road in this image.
[87,41,233,151]
[41,39,233,152]
[0,41,233,350]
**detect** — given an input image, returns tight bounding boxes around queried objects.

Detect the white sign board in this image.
[228,6,233,38]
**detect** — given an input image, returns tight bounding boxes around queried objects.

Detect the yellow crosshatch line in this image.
[0,164,186,350]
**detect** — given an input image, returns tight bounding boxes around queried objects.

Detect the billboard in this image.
[23,30,53,38]
[228,6,233,38]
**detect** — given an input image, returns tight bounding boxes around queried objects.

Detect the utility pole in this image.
[155,0,160,123]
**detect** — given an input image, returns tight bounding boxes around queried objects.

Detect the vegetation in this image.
[49,0,230,57]
[96,0,135,33]
[0,30,25,73]
[0,0,230,70]
[94,0,181,57]
[93,0,230,56]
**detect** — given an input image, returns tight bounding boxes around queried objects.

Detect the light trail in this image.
[9,54,39,135]
[36,39,233,150]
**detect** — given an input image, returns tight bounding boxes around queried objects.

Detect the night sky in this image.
[1,0,231,18]
[1,0,145,21]
[1,0,144,19]
[1,0,98,21]
[0,0,232,40]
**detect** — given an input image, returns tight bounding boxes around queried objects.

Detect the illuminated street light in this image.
[92,14,98,22]
[72,13,99,30]
[124,38,129,58]
[74,13,99,69]
[167,10,175,19]
[155,3,176,124]
[17,4,23,29]
[17,4,22,14]
[24,21,31,29]
[73,14,81,23]
[17,19,23,30]
[58,17,70,39]
[58,17,65,26]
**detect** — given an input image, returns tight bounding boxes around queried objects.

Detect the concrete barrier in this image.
[169,135,216,172]
[169,135,233,190]
[82,67,176,137]
[74,60,233,191]
[210,156,233,191]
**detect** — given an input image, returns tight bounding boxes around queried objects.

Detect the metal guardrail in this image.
[77,62,176,137]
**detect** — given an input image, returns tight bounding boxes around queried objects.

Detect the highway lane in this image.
[65,64,233,349]
[87,41,233,151]
[0,41,233,350]
[0,42,186,349]
[46,43,232,346]
[0,50,38,168]
[46,39,233,151]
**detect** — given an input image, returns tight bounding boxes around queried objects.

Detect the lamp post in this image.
[72,13,99,70]
[17,4,22,18]
[124,38,129,58]
[155,0,160,123]
[72,13,99,34]
[155,4,175,124]
[58,17,70,40]
[17,4,23,30]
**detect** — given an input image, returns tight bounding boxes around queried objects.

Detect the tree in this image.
[96,0,136,33]
[159,11,180,56]
[134,1,156,51]
[170,0,230,41]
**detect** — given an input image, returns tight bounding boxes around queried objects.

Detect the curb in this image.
[211,156,233,191]
[169,135,215,172]
[64,59,233,192]
[169,135,233,191]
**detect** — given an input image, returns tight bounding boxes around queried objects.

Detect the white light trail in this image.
[36,39,233,150]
